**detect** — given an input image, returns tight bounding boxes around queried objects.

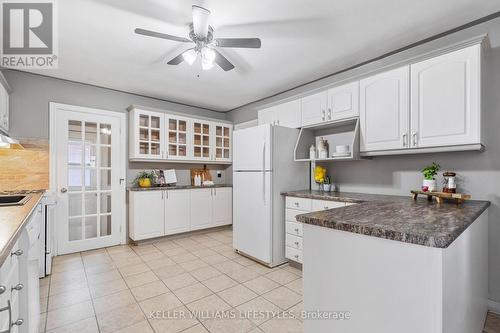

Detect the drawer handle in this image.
[294,228,299,233]
[0,285,5,294]
[324,206,328,210]
[294,255,299,259]
[12,318,23,327]
[294,202,299,207]
[11,249,23,257]
[11,284,23,292]
[294,241,299,246]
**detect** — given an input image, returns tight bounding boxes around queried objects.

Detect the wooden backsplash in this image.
[0,138,49,192]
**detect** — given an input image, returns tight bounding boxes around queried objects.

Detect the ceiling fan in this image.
[135,5,261,71]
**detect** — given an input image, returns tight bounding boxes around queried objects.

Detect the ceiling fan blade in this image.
[215,38,261,48]
[167,52,185,65]
[135,28,190,43]
[192,5,210,38]
[213,50,235,71]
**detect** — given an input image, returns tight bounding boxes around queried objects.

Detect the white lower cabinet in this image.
[190,189,213,231]
[285,196,356,264]
[129,191,165,241]
[165,190,190,235]
[129,187,232,241]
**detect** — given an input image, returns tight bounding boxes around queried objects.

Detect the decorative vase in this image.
[138,178,152,188]
[322,183,332,192]
[422,179,437,192]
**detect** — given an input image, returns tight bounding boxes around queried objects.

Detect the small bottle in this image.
[309,144,316,160]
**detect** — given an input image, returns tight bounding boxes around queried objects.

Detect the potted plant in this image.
[314,166,332,191]
[133,170,157,188]
[421,162,440,192]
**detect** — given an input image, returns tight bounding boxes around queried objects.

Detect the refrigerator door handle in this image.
[262,142,266,204]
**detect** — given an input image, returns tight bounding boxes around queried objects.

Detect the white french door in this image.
[51,103,126,254]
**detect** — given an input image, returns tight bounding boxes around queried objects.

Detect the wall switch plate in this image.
[217,171,222,178]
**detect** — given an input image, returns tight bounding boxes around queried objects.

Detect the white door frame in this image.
[49,102,127,255]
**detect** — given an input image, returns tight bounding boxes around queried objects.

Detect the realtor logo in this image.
[1,0,58,68]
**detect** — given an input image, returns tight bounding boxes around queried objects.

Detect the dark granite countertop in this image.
[128,184,232,191]
[281,190,490,248]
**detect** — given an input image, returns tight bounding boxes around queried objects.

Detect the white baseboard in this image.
[488,299,500,314]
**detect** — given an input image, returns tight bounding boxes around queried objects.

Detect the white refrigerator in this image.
[233,124,309,267]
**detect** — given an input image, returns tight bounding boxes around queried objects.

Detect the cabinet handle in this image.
[0,286,6,294]
[324,206,329,210]
[294,241,299,246]
[327,108,332,120]
[11,249,23,257]
[11,284,23,292]
[294,202,299,207]
[12,318,23,327]
[294,228,299,233]
[294,255,299,259]
[402,133,408,147]
[412,131,418,146]
[321,109,325,121]
[277,120,280,126]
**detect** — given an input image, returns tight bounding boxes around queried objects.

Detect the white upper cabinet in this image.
[165,189,190,235]
[327,81,360,121]
[129,108,165,160]
[301,91,328,127]
[410,45,481,148]
[258,100,301,128]
[129,107,232,163]
[166,115,190,160]
[360,66,410,152]
[0,82,9,133]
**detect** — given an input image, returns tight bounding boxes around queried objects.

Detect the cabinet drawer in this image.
[286,221,303,237]
[285,208,308,223]
[286,234,303,250]
[286,197,311,211]
[286,246,303,264]
[312,199,345,211]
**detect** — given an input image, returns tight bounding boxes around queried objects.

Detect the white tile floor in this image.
[39,227,303,333]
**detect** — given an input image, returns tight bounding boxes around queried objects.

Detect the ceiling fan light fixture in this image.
[201,47,215,62]
[201,56,214,71]
[182,49,197,65]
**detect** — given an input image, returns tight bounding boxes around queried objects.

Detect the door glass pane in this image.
[169,145,177,156]
[179,120,186,132]
[100,215,111,236]
[68,142,82,166]
[216,137,222,147]
[203,147,209,158]
[151,143,160,155]
[224,150,229,159]
[224,127,229,137]
[68,168,82,191]
[151,129,160,142]
[139,128,149,140]
[139,115,149,127]
[100,147,111,167]
[85,216,98,239]
[101,169,111,190]
[203,135,209,146]
[224,138,229,148]
[179,146,186,157]
[85,169,97,191]
[68,194,82,217]
[194,134,201,145]
[85,145,97,167]
[169,132,176,143]
[100,124,111,144]
[69,218,82,241]
[202,124,209,134]
[179,133,186,144]
[169,119,177,130]
[100,193,111,213]
[84,193,97,215]
[216,126,222,136]
[216,148,222,158]
[85,122,97,144]
[69,120,82,139]
[194,146,201,157]
[194,123,201,134]
[139,142,149,154]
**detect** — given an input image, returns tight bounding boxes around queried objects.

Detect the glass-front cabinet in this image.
[214,123,232,162]
[192,120,212,160]
[129,106,232,163]
[167,116,190,160]
[129,108,164,159]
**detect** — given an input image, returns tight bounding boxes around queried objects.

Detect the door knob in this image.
[60,188,67,193]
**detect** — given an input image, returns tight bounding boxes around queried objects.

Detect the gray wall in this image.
[3,70,226,139]
[228,19,500,303]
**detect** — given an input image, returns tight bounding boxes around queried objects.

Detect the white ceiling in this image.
[25,0,500,111]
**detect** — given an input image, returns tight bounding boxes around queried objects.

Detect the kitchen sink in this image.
[0,195,32,206]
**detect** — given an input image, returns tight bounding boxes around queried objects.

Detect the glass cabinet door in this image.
[215,124,232,161]
[192,120,211,160]
[167,117,189,159]
[137,111,163,159]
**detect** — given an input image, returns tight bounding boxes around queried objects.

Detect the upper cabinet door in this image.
[360,66,410,152]
[213,123,232,162]
[258,107,277,126]
[192,120,212,161]
[301,91,328,127]
[166,115,190,160]
[327,81,359,121]
[131,109,164,159]
[276,100,301,128]
[410,45,481,148]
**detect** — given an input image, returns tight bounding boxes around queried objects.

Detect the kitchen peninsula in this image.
[282,190,490,333]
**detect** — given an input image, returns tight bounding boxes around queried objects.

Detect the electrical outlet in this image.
[217,171,222,178]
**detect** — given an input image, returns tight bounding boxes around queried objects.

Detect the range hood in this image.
[0,133,23,149]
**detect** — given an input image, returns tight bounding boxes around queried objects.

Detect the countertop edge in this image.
[0,192,44,265]
[128,185,232,191]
